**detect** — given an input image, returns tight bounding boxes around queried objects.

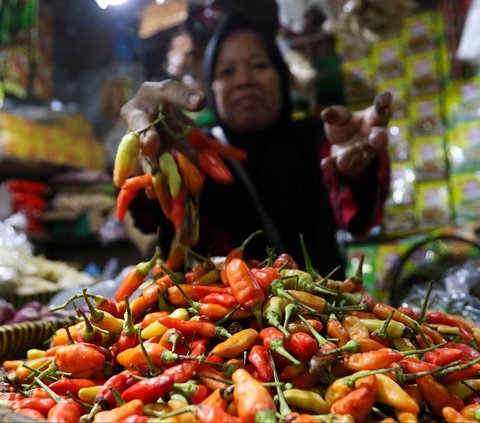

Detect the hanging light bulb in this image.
[95,0,129,9]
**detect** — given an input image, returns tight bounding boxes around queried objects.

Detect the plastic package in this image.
[399,258,480,323]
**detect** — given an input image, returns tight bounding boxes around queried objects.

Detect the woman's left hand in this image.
[320,91,392,180]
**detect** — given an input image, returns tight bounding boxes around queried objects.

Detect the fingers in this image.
[370,91,393,126]
[368,126,389,150]
[320,105,353,126]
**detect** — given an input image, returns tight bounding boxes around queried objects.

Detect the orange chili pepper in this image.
[331,375,378,423]
[442,406,468,423]
[121,173,153,191]
[327,313,350,346]
[196,404,241,423]
[93,399,144,423]
[232,368,276,422]
[116,342,166,369]
[152,170,172,219]
[115,250,159,302]
[225,258,265,327]
[210,328,259,358]
[175,151,205,192]
[47,402,81,423]
[346,348,403,371]
[54,344,106,376]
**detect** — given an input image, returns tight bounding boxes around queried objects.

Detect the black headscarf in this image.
[202,13,292,139]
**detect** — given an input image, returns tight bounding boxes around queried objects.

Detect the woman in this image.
[121,14,392,277]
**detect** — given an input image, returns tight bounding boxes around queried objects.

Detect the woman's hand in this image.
[320,91,392,180]
[120,80,206,196]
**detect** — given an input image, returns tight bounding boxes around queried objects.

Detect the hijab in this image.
[202,13,292,143]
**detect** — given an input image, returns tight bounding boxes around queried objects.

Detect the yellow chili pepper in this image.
[445,379,480,399]
[283,389,330,414]
[167,398,197,423]
[152,171,172,219]
[78,385,102,405]
[26,349,46,360]
[159,151,182,197]
[210,328,259,358]
[113,131,140,188]
[375,373,420,414]
[342,315,369,340]
[360,318,407,338]
[141,308,189,339]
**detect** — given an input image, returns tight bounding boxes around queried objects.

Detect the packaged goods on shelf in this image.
[0,111,107,170]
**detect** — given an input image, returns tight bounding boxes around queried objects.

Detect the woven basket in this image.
[0,317,77,361]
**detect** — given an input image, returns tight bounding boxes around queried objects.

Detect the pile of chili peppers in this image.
[3,236,480,423]
[112,114,247,270]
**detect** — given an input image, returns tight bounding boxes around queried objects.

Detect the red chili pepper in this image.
[399,356,437,374]
[273,253,298,269]
[417,374,464,416]
[247,345,273,382]
[424,347,463,366]
[199,293,237,308]
[188,127,247,161]
[162,340,206,383]
[170,186,187,231]
[118,330,139,353]
[441,363,480,384]
[121,374,173,404]
[198,149,234,184]
[427,311,474,342]
[291,370,320,390]
[289,332,318,362]
[167,284,230,307]
[9,397,56,416]
[116,187,137,222]
[48,378,97,397]
[88,370,141,417]
[47,402,81,423]
[446,342,480,361]
[251,267,282,292]
[259,327,301,366]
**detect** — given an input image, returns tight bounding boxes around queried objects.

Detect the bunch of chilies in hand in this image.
[4,125,480,423]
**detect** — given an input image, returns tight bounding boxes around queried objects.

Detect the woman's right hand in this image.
[120,79,206,168]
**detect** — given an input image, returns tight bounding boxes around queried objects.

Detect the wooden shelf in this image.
[0,154,78,181]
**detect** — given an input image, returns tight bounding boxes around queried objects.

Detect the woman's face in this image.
[212,30,283,133]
